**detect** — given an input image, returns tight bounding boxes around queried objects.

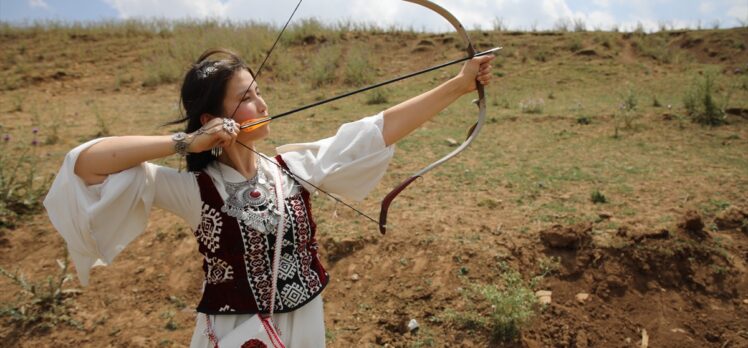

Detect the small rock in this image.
[407,319,419,333]
[671,328,687,334]
[575,293,590,303]
[743,299,748,305]
[350,273,359,281]
[598,212,612,220]
[535,290,552,305]
[445,137,458,146]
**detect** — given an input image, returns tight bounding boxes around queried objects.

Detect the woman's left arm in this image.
[381,55,495,146]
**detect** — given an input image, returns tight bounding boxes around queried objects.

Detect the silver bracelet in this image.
[172,132,189,156]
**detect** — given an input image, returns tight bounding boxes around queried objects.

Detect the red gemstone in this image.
[249,190,261,198]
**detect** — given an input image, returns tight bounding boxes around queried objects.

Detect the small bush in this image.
[142,56,181,87]
[307,44,341,87]
[652,95,662,107]
[613,88,639,136]
[444,266,537,342]
[344,45,374,87]
[591,190,608,204]
[366,88,389,105]
[683,72,727,126]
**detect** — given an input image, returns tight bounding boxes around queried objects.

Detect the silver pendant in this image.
[220,170,281,234]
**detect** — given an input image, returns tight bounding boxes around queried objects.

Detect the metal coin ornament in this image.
[220,166,281,234]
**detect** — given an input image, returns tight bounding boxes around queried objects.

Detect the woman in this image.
[44,48,493,347]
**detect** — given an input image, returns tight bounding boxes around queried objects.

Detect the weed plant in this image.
[444,265,537,342]
[366,88,389,105]
[0,257,81,330]
[0,130,51,228]
[308,44,341,87]
[613,87,639,137]
[683,72,727,126]
[344,44,374,87]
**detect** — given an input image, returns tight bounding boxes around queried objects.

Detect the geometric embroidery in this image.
[206,257,234,284]
[280,282,309,308]
[196,203,222,253]
[218,304,235,312]
[278,254,296,281]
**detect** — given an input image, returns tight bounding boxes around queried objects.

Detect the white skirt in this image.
[189,296,326,348]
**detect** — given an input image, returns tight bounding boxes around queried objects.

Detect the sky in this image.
[0,0,746,32]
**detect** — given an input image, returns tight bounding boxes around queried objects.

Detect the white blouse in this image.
[44,113,394,286]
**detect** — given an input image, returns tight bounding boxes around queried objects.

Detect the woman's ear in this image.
[199,113,215,126]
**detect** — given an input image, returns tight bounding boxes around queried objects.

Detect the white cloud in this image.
[699,3,714,14]
[104,0,229,19]
[28,0,50,10]
[726,0,748,21]
[100,0,746,32]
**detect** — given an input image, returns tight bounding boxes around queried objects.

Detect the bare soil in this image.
[1,27,747,347]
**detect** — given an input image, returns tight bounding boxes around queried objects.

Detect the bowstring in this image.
[228,0,303,120]
[234,140,380,225]
[224,0,380,227]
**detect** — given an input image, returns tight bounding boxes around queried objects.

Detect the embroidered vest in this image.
[193,156,328,314]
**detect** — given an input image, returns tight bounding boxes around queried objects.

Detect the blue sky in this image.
[1,0,746,31]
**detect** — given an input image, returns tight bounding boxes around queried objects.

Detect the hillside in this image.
[1,22,747,347]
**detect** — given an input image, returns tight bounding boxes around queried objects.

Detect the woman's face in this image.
[222,68,269,142]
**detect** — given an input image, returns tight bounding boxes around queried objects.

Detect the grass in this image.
[683,71,728,126]
[308,44,342,87]
[0,20,746,346]
[444,264,538,342]
[0,257,81,330]
[0,136,51,228]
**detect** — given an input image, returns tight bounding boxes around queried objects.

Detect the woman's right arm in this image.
[74,118,237,185]
[74,135,175,185]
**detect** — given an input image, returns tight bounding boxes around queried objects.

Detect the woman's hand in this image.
[457,55,495,94]
[187,117,240,153]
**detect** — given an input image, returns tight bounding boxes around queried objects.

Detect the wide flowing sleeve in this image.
[275,112,395,201]
[43,138,200,286]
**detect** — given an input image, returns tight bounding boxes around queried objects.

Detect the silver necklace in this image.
[218,161,281,234]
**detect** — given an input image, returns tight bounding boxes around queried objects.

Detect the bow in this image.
[232,0,489,235]
[378,0,487,234]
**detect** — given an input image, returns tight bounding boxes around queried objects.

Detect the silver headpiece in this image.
[197,62,219,79]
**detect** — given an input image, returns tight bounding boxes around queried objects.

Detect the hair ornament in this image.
[197,62,219,79]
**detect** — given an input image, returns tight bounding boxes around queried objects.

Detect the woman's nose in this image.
[257,98,268,115]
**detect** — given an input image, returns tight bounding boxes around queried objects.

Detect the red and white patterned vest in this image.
[193,156,328,314]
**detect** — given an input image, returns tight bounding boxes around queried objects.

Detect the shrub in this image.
[307,44,341,87]
[591,190,608,204]
[683,72,727,126]
[366,88,389,105]
[344,44,374,87]
[613,87,639,136]
[444,266,537,342]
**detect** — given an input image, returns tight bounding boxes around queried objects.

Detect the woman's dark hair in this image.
[167,48,254,172]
